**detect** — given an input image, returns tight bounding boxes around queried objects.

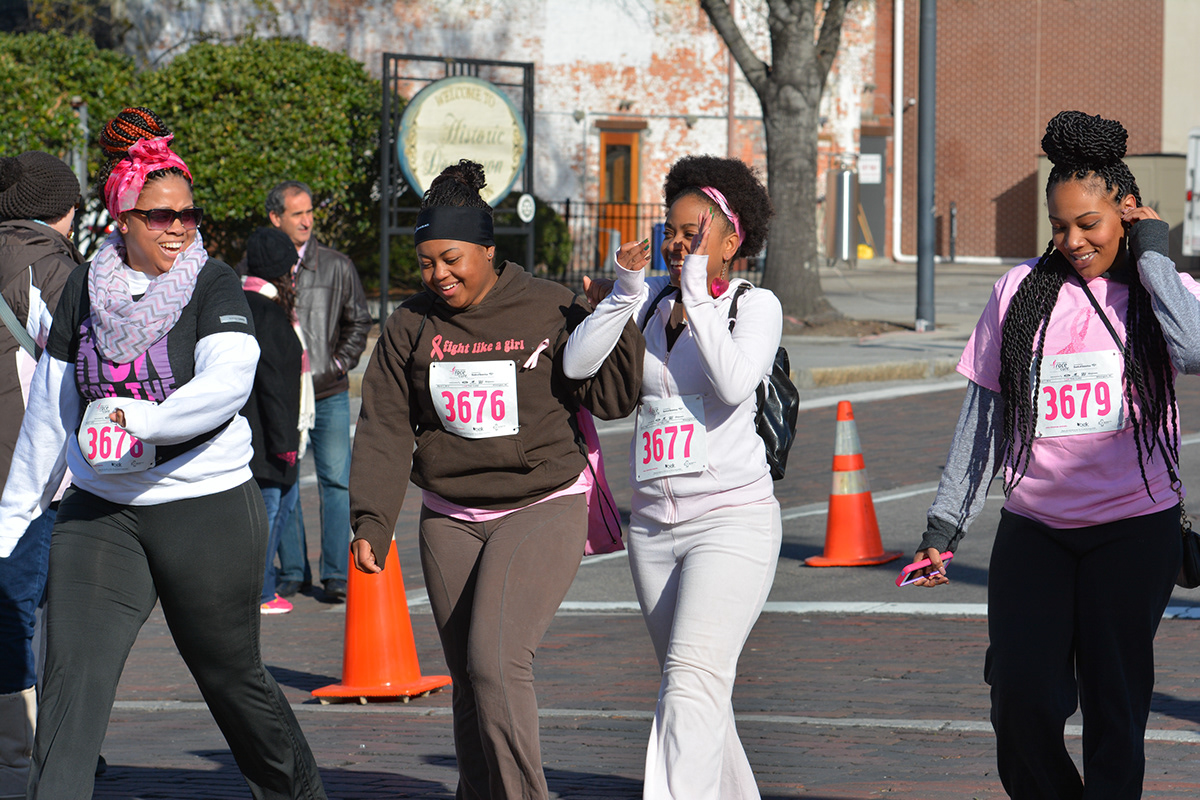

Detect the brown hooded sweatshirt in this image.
[350,261,643,561]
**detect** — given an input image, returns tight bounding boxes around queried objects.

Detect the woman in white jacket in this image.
[564,155,781,800]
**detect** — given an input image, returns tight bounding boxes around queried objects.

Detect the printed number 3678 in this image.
[642,424,694,465]
[85,425,144,460]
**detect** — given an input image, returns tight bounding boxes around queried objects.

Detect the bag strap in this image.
[640,282,681,334]
[1071,272,1124,351]
[727,282,752,331]
[0,269,41,359]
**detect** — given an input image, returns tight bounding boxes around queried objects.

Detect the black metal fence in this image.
[541,200,764,289]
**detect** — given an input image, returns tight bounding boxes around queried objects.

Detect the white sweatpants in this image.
[628,499,782,800]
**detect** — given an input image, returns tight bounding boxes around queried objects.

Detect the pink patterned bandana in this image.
[103,135,192,219]
[699,186,743,246]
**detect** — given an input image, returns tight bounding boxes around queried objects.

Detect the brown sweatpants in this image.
[419,493,587,800]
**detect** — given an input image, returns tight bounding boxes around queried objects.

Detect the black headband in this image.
[414,206,495,247]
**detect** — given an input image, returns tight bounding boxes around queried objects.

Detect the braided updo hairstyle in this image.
[662,155,773,260]
[420,159,492,213]
[998,110,1177,497]
[94,107,190,196]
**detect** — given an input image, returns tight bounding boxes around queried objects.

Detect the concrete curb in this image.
[794,355,961,389]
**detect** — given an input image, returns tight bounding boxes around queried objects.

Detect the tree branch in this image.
[814,0,849,80]
[699,0,769,98]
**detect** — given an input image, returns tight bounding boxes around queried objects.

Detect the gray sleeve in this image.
[1130,219,1200,374]
[918,381,1006,554]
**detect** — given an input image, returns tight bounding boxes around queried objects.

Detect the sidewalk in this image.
[352,259,1017,397]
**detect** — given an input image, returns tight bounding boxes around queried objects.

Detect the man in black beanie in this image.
[0,151,83,800]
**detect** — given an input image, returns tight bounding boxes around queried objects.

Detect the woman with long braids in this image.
[905,110,1200,797]
[349,159,642,799]
[563,155,780,800]
[0,108,326,798]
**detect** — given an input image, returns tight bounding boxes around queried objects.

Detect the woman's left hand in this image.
[686,207,712,260]
[1121,205,1162,226]
[352,538,383,574]
[109,409,126,427]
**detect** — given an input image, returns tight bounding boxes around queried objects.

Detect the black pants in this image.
[986,505,1181,800]
[29,481,326,800]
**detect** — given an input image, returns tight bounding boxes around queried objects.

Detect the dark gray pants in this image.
[419,494,587,800]
[29,481,325,800]
[986,505,1181,800]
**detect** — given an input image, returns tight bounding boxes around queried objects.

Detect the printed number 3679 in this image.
[1042,382,1112,421]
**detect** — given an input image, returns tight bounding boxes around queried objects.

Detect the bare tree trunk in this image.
[760,100,837,322]
[700,0,849,325]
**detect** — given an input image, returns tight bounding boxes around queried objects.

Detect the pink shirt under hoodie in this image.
[564,256,782,525]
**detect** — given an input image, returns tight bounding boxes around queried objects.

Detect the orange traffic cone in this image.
[805,400,903,567]
[313,542,451,704]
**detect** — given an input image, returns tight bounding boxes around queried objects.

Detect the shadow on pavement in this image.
[1151,691,1200,726]
[266,663,342,693]
[92,751,453,799]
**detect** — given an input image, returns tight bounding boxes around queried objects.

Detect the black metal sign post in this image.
[379,53,536,327]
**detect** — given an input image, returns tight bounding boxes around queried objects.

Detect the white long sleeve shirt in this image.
[564,256,782,525]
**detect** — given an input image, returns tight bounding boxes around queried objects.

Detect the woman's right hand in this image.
[616,237,652,272]
[907,547,950,587]
[582,275,615,306]
[352,538,383,574]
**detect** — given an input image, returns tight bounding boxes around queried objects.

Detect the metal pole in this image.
[948,201,957,263]
[525,63,536,271]
[378,55,392,330]
[915,0,937,332]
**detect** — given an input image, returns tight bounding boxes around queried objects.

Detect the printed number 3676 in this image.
[441,390,506,423]
[642,424,694,465]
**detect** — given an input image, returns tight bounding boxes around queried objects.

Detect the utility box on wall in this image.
[1037,154,1189,268]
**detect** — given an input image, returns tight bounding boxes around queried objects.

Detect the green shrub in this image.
[138,37,382,274]
[0,31,135,180]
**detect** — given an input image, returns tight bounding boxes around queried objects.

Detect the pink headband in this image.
[699,186,743,246]
[103,135,192,219]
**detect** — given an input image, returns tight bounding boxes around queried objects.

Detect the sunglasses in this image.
[126,207,204,231]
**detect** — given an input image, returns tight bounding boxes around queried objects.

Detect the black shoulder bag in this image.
[729,283,800,480]
[1072,273,1200,588]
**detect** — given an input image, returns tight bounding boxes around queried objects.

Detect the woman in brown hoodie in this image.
[349,160,643,800]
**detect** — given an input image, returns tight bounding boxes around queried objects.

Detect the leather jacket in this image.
[295,239,371,399]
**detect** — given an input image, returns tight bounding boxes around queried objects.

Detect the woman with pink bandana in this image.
[0,107,326,798]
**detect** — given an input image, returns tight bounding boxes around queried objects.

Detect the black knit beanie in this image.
[246,226,298,281]
[0,151,81,222]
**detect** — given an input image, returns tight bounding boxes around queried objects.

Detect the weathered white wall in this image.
[119,0,875,208]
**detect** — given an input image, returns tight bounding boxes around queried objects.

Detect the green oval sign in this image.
[397,76,528,207]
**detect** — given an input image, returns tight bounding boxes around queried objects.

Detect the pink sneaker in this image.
[260,594,293,615]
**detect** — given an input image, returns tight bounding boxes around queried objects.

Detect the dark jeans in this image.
[277,391,351,584]
[29,482,326,800]
[986,505,1181,800]
[0,509,55,693]
[419,494,587,800]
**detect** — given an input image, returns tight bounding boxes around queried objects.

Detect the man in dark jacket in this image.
[0,151,82,798]
[266,181,371,602]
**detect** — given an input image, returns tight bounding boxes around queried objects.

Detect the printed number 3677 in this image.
[642,424,694,465]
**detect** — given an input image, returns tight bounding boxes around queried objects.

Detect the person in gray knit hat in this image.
[0,151,82,799]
